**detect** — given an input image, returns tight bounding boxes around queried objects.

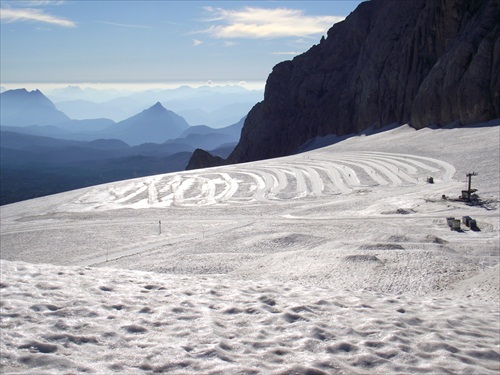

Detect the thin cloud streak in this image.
[20,1,66,6]
[273,51,299,55]
[201,7,344,39]
[2,0,65,6]
[0,7,75,27]
[98,21,153,29]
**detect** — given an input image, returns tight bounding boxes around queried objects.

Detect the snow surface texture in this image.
[1,124,499,374]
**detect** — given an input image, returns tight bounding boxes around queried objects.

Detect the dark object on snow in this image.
[469,219,479,231]
[462,216,479,231]
[451,219,461,231]
[461,172,478,202]
[461,190,472,201]
[447,217,461,231]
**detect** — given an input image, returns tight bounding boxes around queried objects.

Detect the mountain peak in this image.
[2,88,28,97]
[114,102,189,145]
[0,88,70,126]
[149,102,166,111]
[3,88,48,101]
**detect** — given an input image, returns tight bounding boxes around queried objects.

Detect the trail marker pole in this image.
[159,220,162,235]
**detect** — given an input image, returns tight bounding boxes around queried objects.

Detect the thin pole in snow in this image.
[159,220,162,235]
[466,172,477,192]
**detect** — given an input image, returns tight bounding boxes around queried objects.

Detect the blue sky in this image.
[1,0,363,89]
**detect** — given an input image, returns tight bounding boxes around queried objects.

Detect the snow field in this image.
[0,123,499,374]
[1,261,499,374]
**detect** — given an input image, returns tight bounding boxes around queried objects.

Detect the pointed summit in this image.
[146,102,167,113]
[112,103,189,145]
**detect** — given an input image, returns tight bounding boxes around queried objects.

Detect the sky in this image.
[0,0,363,90]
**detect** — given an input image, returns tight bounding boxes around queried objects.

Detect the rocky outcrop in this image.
[186,148,225,170]
[223,0,499,164]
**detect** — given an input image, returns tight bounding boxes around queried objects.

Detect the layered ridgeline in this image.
[189,0,499,168]
[0,90,245,205]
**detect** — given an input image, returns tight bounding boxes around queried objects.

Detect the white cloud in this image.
[0,7,75,27]
[201,6,344,39]
[99,21,152,29]
[20,1,66,6]
[192,39,203,46]
[2,0,66,6]
[273,51,300,55]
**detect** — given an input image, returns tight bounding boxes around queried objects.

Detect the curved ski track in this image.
[75,151,455,210]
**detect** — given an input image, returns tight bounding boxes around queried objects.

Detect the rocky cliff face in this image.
[224,0,499,165]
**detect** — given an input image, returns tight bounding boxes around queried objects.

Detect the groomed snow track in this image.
[72,151,455,210]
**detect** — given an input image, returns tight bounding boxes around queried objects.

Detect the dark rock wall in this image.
[227,0,499,164]
[186,148,225,170]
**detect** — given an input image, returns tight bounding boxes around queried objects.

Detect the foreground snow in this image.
[1,123,499,374]
[1,261,499,374]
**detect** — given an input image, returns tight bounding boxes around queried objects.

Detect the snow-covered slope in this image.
[1,123,499,374]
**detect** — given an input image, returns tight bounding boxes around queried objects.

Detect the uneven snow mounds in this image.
[230,245,488,296]
[1,260,499,375]
[61,151,454,211]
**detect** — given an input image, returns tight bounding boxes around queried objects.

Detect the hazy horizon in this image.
[0,80,266,94]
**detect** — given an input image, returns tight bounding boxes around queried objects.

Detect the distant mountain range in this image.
[50,84,263,126]
[0,87,248,205]
[0,88,245,145]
